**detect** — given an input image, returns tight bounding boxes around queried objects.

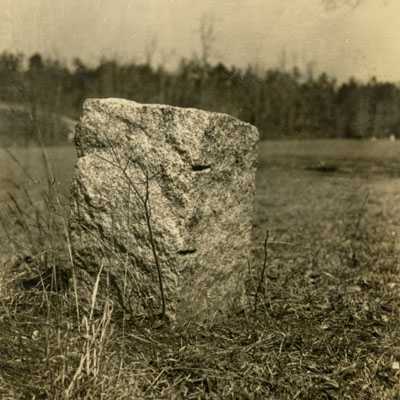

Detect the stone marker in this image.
[69,98,258,321]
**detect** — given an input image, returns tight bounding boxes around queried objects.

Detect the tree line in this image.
[0,51,399,145]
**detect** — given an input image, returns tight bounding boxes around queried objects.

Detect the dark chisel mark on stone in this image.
[192,165,211,172]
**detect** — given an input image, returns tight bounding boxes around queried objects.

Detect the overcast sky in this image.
[1,0,398,83]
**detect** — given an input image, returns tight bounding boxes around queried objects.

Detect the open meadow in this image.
[0,139,400,399]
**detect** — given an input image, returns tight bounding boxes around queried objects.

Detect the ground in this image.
[0,139,399,399]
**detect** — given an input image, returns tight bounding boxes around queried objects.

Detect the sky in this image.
[1,0,399,83]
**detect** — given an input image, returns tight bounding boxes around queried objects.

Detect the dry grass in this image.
[0,140,400,399]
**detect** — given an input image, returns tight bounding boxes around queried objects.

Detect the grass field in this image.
[0,139,400,399]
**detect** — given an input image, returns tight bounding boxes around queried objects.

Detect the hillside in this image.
[0,102,76,146]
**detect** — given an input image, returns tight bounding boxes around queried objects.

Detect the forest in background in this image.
[1,51,400,145]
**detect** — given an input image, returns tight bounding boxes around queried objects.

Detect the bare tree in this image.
[144,36,158,67]
[198,14,216,66]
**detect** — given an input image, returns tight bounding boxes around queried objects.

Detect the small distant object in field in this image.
[389,134,396,142]
[67,130,75,143]
[306,162,339,173]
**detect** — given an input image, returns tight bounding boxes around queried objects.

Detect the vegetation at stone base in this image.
[1,140,399,399]
[1,51,400,145]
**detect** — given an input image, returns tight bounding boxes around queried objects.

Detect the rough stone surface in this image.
[69,98,258,321]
